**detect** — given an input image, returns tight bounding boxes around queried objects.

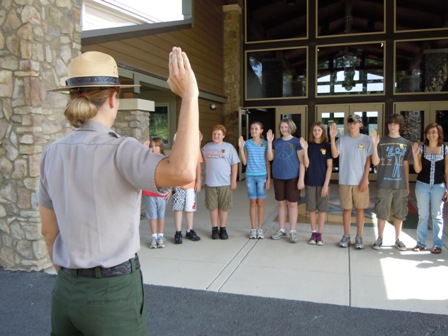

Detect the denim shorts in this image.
[143,195,166,219]
[246,175,267,200]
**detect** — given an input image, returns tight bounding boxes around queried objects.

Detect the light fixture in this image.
[287,0,296,5]
[209,103,217,110]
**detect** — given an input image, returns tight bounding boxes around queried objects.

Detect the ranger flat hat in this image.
[50,51,139,91]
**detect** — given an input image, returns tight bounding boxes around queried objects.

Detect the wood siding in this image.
[82,1,225,97]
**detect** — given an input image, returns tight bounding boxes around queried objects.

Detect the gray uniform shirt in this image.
[38,120,164,269]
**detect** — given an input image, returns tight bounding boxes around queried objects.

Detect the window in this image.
[245,0,307,43]
[246,48,307,99]
[317,0,384,37]
[395,0,448,32]
[395,39,448,94]
[317,43,384,96]
[150,105,169,145]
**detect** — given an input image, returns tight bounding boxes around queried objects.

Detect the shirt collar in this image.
[77,120,120,138]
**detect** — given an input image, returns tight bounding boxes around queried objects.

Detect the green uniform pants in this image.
[51,267,147,335]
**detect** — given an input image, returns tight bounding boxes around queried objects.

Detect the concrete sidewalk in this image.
[139,181,448,316]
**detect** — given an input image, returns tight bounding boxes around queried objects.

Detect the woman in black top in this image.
[412,123,448,254]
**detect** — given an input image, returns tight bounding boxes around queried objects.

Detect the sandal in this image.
[413,245,425,252]
[431,247,442,254]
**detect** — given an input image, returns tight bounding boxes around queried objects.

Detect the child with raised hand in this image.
[238,121,271,239]
[172,132,203,244]
[301,121,333,245]
[267,118,305,243]
[330,115,373,249]
[142,137,171,248]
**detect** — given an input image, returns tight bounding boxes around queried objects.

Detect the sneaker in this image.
[186,229,201,241]
[219,227,228,240]
[257,229,265,239]
[355,236,364,250]
[271,229,287,240]
[174,231,183,244]
[212,227,220,240]
[149,237,158,249]
[413,245,425,252]
[339,235,350,248]
[395,239,407,251]
[157,236,166,248]
[316,233,324,246]
[308,232,317,245]
[289,230,298,243]
[372,237,382,250]
[249,229,257,239]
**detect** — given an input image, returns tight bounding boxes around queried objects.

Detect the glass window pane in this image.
[435,109,448,142]
[396,0,448,32]
[321,112,346,137]
[317,0,384,37]
[246,0,307,42]
[150,105,169,145]
[280,114,302,137]
[317,43,384,96]
[350,110,378,135]
[395,39,448,93]
[246,48,307,99]
[399,110,424,142]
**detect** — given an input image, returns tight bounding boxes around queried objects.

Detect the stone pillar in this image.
[115,98,154,141]
[0,1,81,270]
[223,4,242,146]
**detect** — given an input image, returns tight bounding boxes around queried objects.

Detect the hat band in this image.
[66,76,120,87]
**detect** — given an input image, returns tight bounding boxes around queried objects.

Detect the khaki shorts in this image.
[205,185,233,211]
[339,184,370,210]
[305,185,329,212]
[374,188,408,221]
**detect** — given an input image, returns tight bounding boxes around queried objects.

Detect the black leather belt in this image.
[61,255,140,278]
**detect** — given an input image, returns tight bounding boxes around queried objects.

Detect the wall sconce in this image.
[209,103,217,110]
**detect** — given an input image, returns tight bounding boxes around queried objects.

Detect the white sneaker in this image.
[249,229,257,239]
[271,229,287,240]
[157,236,166,248]
[355,236,364,250]
[289,230,298,243]
[149,237,158,249]
[257,229,265,239]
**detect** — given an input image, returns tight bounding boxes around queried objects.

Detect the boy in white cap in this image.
[330,114,373,249]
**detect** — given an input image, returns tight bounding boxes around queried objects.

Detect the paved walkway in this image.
[139,181,448,316]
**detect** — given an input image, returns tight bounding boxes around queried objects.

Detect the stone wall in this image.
[0,0,81,271]
[222,4,242,147]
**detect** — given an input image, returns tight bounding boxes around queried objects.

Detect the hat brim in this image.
[49,84,140,92]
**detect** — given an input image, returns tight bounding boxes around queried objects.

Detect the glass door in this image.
[394,102,430,143]
[238,108,250,181]
[316,103,384,179]
[431,102,448,142]
[394,101,448,142]
[275,106,307,139]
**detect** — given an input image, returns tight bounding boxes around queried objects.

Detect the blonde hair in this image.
[65,88,119,127]
[279,118,297,135]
